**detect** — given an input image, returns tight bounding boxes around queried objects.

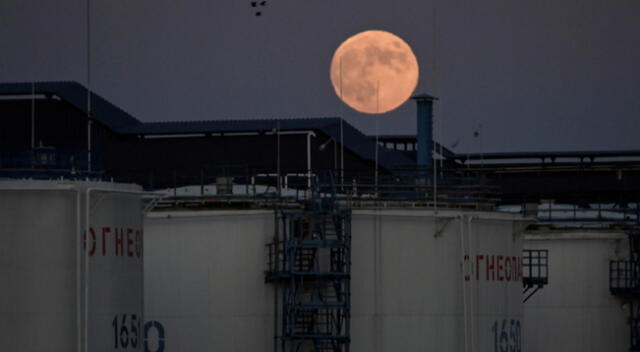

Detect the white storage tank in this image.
[351,209,529,352]
[0,179,145,352]
[522,228,629,352]
[143,207,528,352]
[143,210,276,351]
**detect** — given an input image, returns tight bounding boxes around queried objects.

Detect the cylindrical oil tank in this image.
[143,207,527,352]
[522,228,629,352]
[351,209,529,352]
[144,210,276,351]
[0,179,144,352]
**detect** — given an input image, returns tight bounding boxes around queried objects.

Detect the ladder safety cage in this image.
[610,260,640,295]
[522,249,549,303]
[265,174,351,352]
[610,229,640,351]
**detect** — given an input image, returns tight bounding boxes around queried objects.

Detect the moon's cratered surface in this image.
[330,30,419,114]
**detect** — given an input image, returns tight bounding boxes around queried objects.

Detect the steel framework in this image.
[266,189,351,352]
[610,229,640,351]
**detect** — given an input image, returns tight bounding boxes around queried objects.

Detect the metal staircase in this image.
[610,229,640,351]
[266,183,351,352]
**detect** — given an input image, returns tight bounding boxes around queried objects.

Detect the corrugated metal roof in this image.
[367,135,456,158]
[0,81,140,131]
[0,81,414,171]
[318,119,414,171]
[118,117,339,135]
[122,117,413,170]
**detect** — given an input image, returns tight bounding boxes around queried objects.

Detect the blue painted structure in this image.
[266,181,351,352]
[411,93,437,171]
[0,147,100,179]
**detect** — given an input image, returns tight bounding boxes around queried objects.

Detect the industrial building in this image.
[2,81,638,203]
[0,81,414,189]
[1,81,640,352]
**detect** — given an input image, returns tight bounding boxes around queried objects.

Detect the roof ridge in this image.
[0,81,142,131]
[138,116,342,125]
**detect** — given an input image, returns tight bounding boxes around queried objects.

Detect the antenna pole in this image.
[375,80,379,196]
[86,0,92,173]
[334,134,337,177]
[31,82,35,150]
[434,4,443,176]
[480,125,484,168]
[340,56,344,191]
[433,110,437,210]
[276,121,281,196]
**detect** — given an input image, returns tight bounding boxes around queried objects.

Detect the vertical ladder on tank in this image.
[266,179,351,352]
[610,229,640,351]
[522,249,549,302]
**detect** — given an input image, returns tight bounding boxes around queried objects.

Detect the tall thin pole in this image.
[434,4,443,176]
[276,121,281,196]
[307,132,312,189]
[333,136,337,176]
[439,105,443,176]
[84,1,92,351]
[273,120,280,352]
[31,82,35,149]
[30,0,36,165]
[479,124,484,168]
[86,0,92,173]
[375,80,379,195]
[433,110,437,210]
[340,57,344,190]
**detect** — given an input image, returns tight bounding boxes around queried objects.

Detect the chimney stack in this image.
[411,93,438,171]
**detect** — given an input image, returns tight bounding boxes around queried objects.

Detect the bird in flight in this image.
[251,1,267,16]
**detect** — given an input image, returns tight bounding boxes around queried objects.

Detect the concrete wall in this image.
[523,229,629,352]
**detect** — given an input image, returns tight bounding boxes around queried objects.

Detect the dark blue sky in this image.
[1,0,638,153]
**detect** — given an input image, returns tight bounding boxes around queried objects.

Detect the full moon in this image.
[330,30,419,114]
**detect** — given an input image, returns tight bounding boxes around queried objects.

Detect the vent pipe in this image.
[411,93,438,170]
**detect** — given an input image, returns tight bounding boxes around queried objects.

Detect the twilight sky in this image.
[1,0,638,153]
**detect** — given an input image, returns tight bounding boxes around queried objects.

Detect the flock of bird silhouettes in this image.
[250,1,267,16]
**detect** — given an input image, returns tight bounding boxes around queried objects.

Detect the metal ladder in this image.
[266,178,351,352]
[610,229,640,351]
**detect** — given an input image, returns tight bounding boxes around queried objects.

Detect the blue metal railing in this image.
[0,147,103,177]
